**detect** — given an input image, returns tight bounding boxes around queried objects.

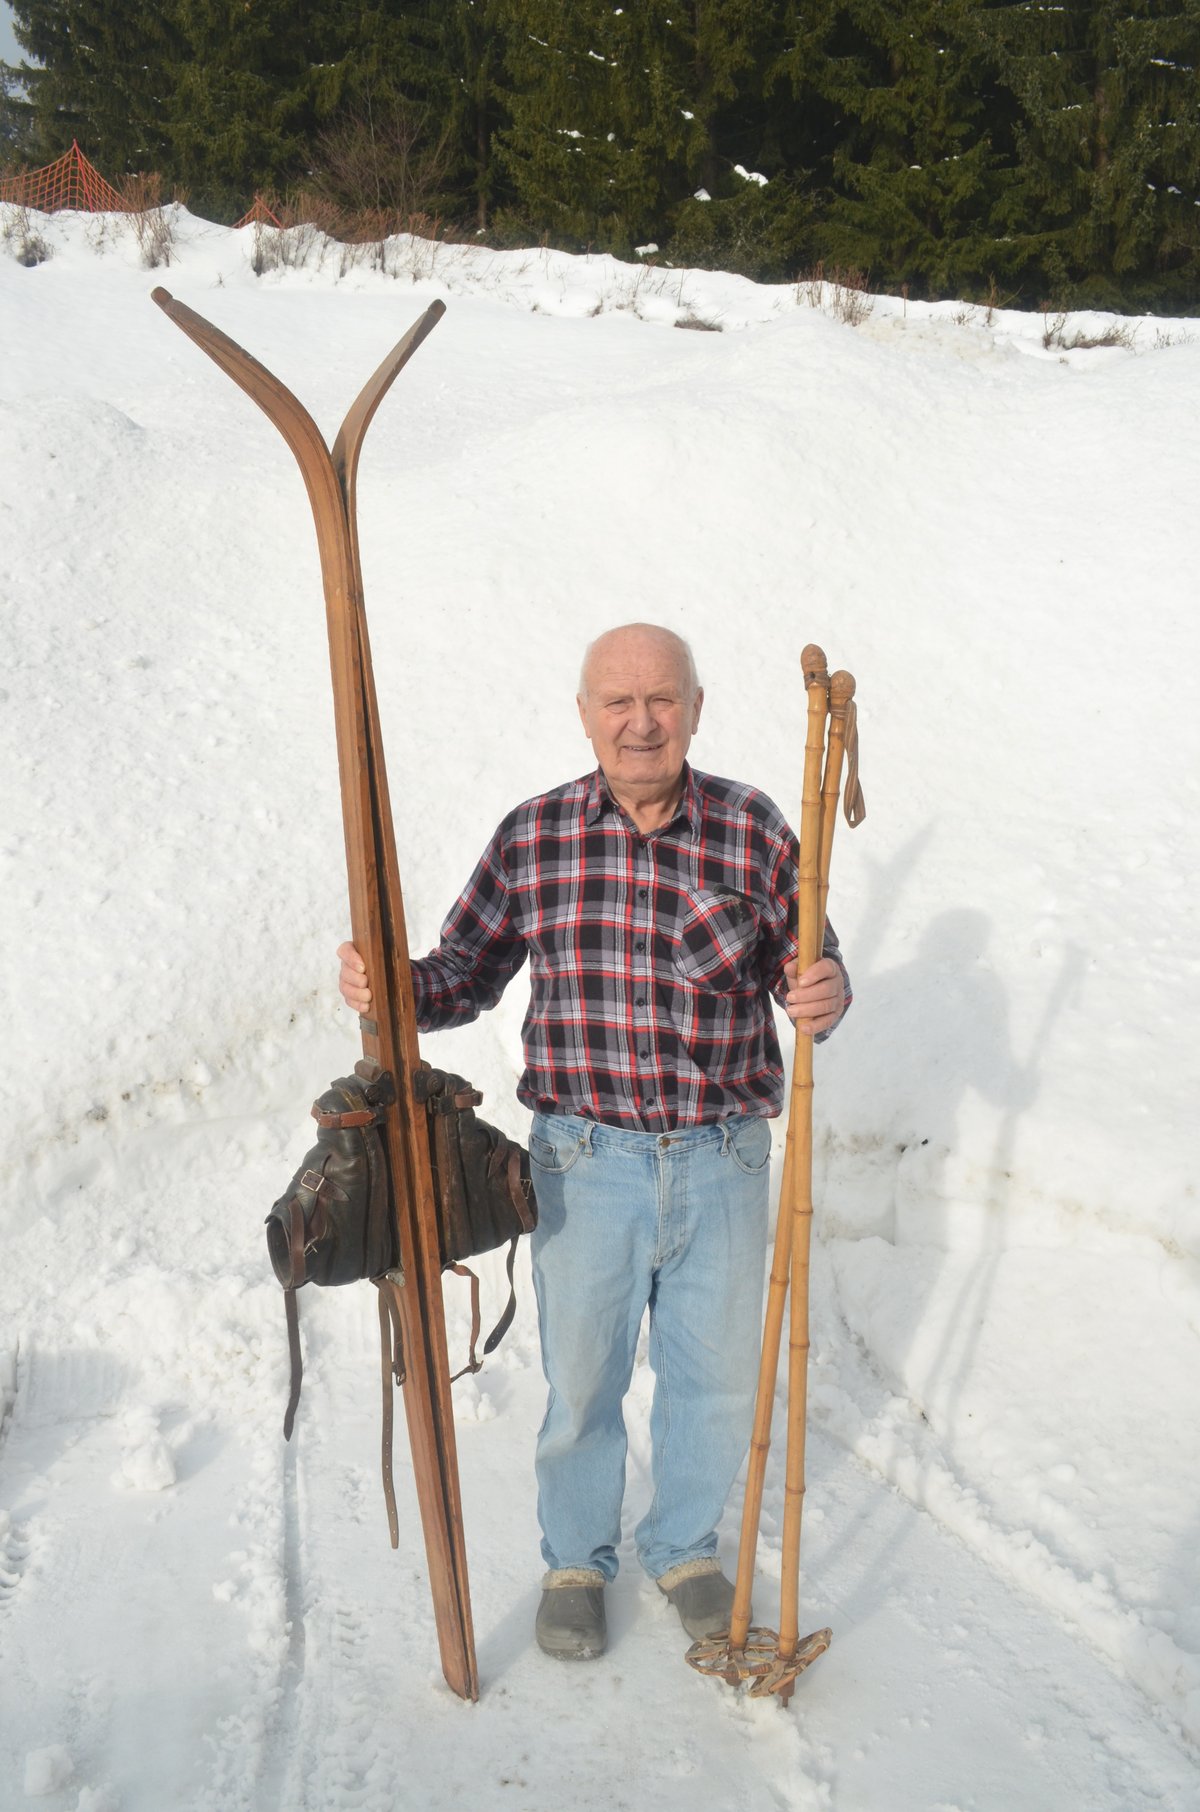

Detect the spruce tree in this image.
[493,0,647,246]
[495,0,800,256]
[160,0,329,214]
[412,0,512,230]
[0,63,27,159]
[773,0,1004,296]
[979,0,1200,306]
[5,0,178,172]
[293,4,513,231]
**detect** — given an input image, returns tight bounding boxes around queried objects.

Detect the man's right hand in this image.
[337,941,372,1014]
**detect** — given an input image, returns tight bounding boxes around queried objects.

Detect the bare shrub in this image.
[307,102,453,222]
[250,193,339,275]
[85,211,120,253]
[1039,307,1067,348]
[280,188,350,240]
[674,311,722,331]
[1,202,51,266]
[982,274,1010,327]
[251,228,277,274]
[796,261,874,327]
[250,219,280,276]
[119,172,181,269]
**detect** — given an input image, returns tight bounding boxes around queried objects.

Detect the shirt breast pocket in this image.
[674,886,760,992]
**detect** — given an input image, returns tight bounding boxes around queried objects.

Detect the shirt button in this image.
[640,1049,649,1059]
[638,888,648,899]
[635,997,645,1007]
[635,940,645,953]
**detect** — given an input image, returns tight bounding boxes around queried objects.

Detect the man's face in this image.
[577,630,703,802]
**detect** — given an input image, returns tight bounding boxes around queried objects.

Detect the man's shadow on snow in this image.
[808,893,1085,1615]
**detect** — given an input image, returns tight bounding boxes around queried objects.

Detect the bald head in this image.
[578,623,700,703]
[576,622,704,823]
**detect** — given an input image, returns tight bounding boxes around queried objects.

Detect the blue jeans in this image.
[528,1111,771,1582]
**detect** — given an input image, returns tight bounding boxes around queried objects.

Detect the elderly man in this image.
[338,622,849,1659]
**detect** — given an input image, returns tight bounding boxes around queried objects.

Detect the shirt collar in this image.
[584,763,700,836]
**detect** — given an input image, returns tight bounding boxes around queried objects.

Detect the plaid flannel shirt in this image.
[412,764,850,1132]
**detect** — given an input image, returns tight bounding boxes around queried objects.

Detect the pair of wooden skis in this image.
[153,291,479,1701]
[688,645,864,1705]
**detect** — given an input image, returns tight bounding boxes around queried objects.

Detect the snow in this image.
[1,204,1198,1811]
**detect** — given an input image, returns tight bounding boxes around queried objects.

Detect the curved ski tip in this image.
[427,298,447,321]
[151,286,174,310]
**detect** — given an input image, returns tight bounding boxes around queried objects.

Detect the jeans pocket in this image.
[724,1115,772,1176]
[529,1119,587,1175]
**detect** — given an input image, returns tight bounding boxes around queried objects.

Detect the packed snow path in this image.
[1,1072,1194,1811]
[2,208,1198,1809]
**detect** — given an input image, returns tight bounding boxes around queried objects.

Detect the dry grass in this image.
[796,261,874,327]
[1040,306,1138,352]
[250,194,463,279]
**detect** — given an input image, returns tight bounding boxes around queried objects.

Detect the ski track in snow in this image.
[3,208,1199,1809]
[1,1060,1195,1811]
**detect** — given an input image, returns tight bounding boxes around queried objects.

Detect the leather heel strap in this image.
[283,1288,302,1441]
[375,1279,407,1549]
[447,1263,484,1381]
[483,1237,520,1356]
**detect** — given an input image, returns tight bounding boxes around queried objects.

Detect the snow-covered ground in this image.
[2,206,1198,1811]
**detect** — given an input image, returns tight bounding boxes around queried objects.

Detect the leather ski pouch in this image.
[265,1061,400,1441]
[266,1058,538,1513]
[413,1061,537,1379]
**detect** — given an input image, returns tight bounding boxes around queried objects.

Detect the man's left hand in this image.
[784,956,845,1035]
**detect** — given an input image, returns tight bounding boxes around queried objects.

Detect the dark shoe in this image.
[657,1559,737,1640]
[536,1569,607,1659]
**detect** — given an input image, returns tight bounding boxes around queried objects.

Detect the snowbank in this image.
[2,206,1197,1809]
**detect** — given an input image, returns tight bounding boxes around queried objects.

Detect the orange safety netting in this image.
[233,194,283,230]
[0,140,126,212]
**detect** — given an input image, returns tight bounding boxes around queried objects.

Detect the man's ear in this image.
[576,693,589,734]
[691,686,705,731]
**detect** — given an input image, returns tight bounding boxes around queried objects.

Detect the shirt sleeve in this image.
[410,820,528,1031]
[759,821,853,1037]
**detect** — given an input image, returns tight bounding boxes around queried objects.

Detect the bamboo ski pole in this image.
[687,655,863,1702]
[770,669,856,1704]
[722,647,829,1662]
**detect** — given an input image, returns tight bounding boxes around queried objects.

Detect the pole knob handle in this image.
[801,644,828,688]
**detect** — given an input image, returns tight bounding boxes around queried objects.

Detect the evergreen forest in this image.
[3,1,1199,310]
